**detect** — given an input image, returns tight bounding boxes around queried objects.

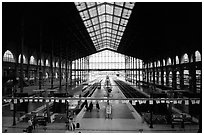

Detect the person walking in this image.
[89,102,93,112]
[96,101,100,112]
[27,118,33,133]
[85,100,88,111]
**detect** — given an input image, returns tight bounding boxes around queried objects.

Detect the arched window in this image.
[176,71,180,89]
[56,62,59,67]
[38,59,44,66]
[45,59,50,67]
[181,53,189,64]
[195,50,201,62]
[164,71,166,85]
[167,57,171,65]
[169,71,172,87]
[52,62,55,67]
[183,70,189,88]
[163,59,166,66]
[18,54,27,64]
[55,72,58,78]
[157,60,160,67]
[3,50,15,62]
[30,56,36,65]
[176,56,179,64]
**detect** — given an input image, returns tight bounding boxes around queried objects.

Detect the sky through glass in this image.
[75,2,135,51]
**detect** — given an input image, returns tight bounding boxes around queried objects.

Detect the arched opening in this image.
[181,53,189,64]
[176,71,180,89]
[195,50,201,62]
[38,59,44,66]
[158,71,161,85]
[196,70,201,93]
[55,72,58,79]
[18,54,27,64]
[176,56,179,64]
[56,62,59,67]
[169,71,172,87]
[183,70,189,90]
[167,57,171,65]
[30,56,36,65]
[163,59,166,66]
[45,59,50,67]
[163,71,166,85]
[3,50,15,62]
[157,60,160,67]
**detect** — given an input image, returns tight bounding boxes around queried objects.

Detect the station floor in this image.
[2,78,199,133]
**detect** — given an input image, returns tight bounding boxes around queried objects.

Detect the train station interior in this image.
[2,2,202,133]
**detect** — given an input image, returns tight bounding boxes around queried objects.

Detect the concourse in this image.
[2,2,202,133]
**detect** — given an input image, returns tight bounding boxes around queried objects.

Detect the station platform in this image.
[71,77,199,133]
[2,78,199,133]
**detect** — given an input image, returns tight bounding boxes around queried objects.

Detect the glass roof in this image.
[75,2,135,51]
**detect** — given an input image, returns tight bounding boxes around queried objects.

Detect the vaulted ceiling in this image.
[3,2,202,61]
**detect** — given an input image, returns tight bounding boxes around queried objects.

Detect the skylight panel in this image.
[106,15,112,22]
[118,26,125,31]
[84,20,92,27]
[124,2,134,9]
[112,34,116,38]
[122,9,132,19]
[106,22,112,28]
[75,2,135,51]
[121,18,128,26]
[114,6,122,16]
[113,16,120,24]
[99,14,106,23]
[118,32,123,36]
[87,2,95,8]
[100,23,106,28]
[112,30,117,35]
[112,24,118,30]
[92,17,98,25]
[90,32,95,37]
[75,2,86,11]
[107,33,111,37]
[106,4,113,14]
[115,2,124,7]
[94,24,100,31]
[89,7,97,18]
[95,30,100,35]
[98,4,105,15]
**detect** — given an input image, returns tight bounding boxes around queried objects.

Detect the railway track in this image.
[114,79,148,98]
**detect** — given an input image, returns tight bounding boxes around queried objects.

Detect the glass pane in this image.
[113,16,120,24]
[106,4,113,14]
[87,2,95,8]
[114,6,122,16]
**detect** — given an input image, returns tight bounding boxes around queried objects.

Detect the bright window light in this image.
[75,2,135,51]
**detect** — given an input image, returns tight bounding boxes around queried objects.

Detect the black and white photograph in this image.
[2,1,202,133]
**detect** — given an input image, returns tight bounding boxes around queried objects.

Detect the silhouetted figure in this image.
[85,100,88,111]
[27,119,33,133]
[32,116,37,130]
[89,102,93,112]
[96,101,100,112]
